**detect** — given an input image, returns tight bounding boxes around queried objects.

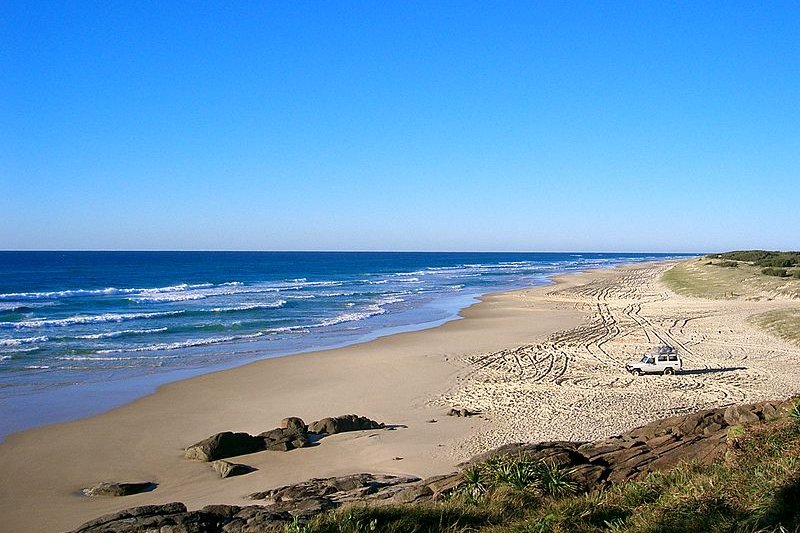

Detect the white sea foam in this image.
[264,325,309,333]
[130,293,209,303]
[0,355,11,361]
[3,311,185,328]
[95,332,267,354]
[1,346,40,354]
[208,301,286,312]
[0,283,214,300]
[0,335,48,346]
[317,307,386,327]
[73,328,169,340]
[377,295,405,305]
[57,354,182,361]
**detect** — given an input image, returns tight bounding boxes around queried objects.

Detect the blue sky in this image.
[1,1,798,252]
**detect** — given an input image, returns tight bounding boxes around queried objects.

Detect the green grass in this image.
[750,309,800,347]
[662,258,800,300]
[288,404,800,533]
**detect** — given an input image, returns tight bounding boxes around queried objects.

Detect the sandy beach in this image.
[2,259,799,533]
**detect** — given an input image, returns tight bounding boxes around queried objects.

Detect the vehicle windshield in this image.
[640,355,651,363]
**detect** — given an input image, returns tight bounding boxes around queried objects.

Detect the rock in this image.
[69,502,293,533]
[185,432,266,462]
[307,414,385,435]
[422,473,465,500]
[446,408,475,417]
[82,481,156,497]
[72,503,188,531]
[567,464,608,488]
[391,484,434,503]
[264,497,336,517]
[259,427,310,451]
[280,417,307,432]
[211,460,252,478]
[248,473,420,508]
[724,405,760,426]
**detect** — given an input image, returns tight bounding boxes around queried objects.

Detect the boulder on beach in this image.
[280,417,307,432]
[211,460,252,478]
[307,414,385,435]
[259,426,310,451]
[184,431,266,462]
[82,481,156,497]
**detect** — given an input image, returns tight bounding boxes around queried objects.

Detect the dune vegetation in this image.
[662,255,800,300]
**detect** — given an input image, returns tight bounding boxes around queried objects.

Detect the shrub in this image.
[714,260,739,268]
[712,251,800,268]
[762,267,790,277]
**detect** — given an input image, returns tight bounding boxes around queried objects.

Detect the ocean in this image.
[0,251,690,439]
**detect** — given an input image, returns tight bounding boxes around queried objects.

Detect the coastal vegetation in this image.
[662,255,800,300]
[294,404,800,533]
[710,251,800,268]
[707,251,800,279]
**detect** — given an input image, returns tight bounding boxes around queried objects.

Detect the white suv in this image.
[626,345,682,376]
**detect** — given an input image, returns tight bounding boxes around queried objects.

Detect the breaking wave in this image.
[2,311,185,328]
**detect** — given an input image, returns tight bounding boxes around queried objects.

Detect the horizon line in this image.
[0,249,705,254]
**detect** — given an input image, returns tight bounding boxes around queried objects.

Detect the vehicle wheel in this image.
[633,369,643,376]
[663,368,674,376]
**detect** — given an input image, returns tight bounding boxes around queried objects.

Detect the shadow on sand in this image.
[679,367,747,375]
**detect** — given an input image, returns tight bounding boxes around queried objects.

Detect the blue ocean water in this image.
[0,251,690,439]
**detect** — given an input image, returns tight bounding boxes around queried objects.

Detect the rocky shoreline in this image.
[68,398,794,533]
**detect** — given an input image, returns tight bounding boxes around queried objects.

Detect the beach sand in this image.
[1,260,799,532]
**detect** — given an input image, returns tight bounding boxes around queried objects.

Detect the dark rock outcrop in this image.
[185,415,384,462]
[185,422,314,461]
[185,431,266,462]
[82,481,156,497]
[307,414,384,435]
[463,398,792,488]
[70,502,292,533]
[247,473,420,514]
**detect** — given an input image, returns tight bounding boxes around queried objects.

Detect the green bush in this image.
[763,267,790,277]
[714,260,739,268]
[712,251,800,268]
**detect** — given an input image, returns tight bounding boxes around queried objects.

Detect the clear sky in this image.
[1,1,798,252]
